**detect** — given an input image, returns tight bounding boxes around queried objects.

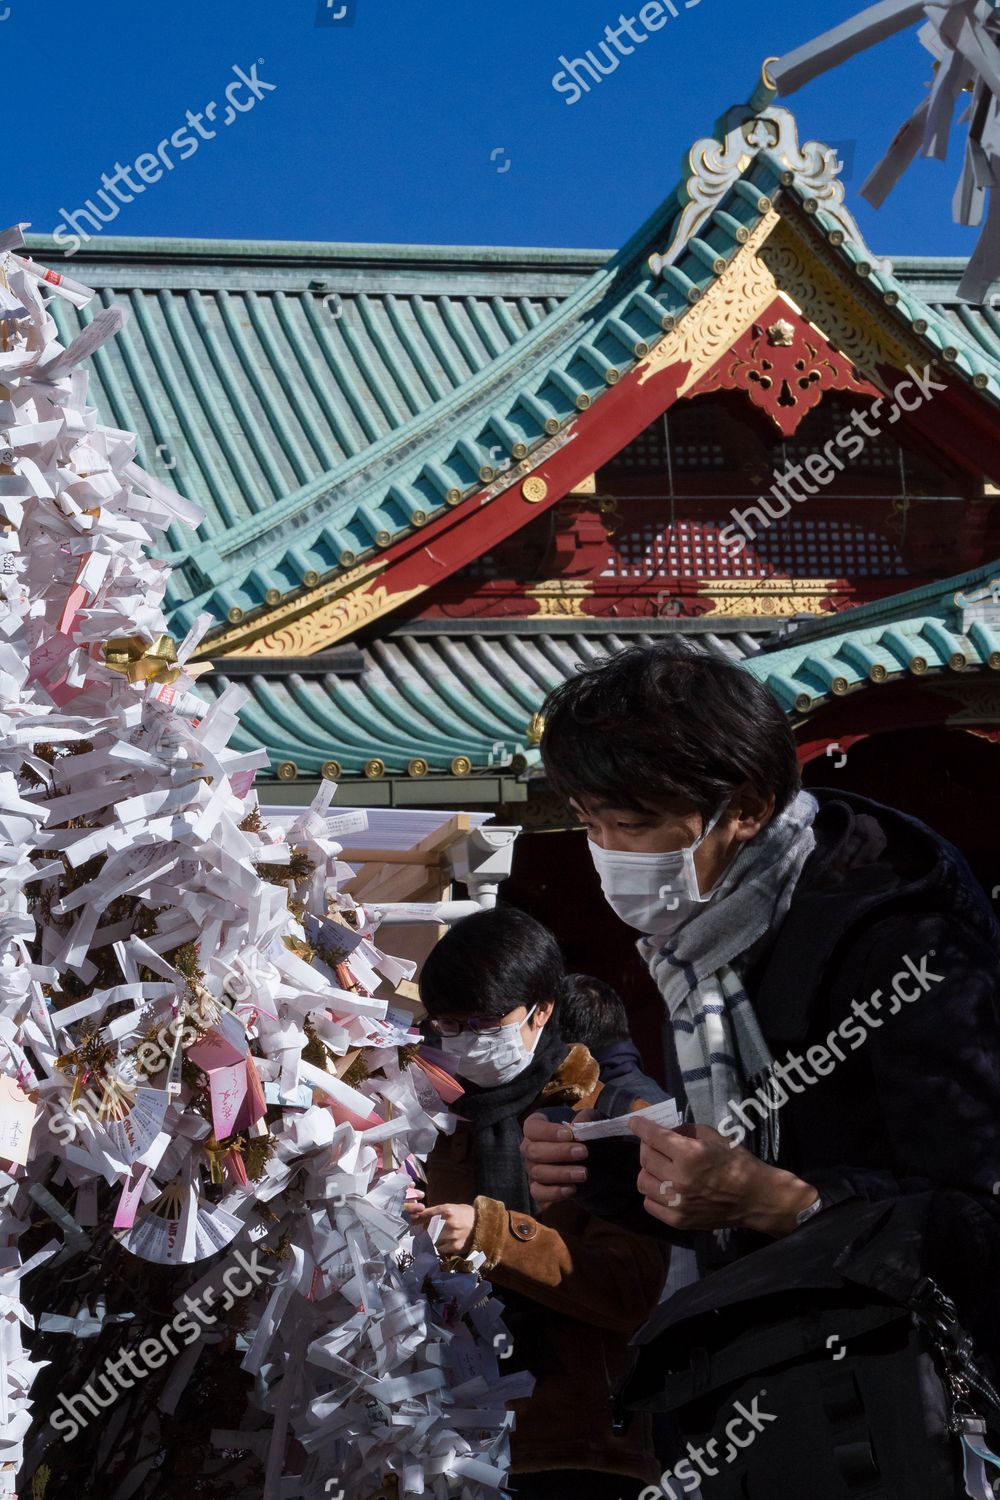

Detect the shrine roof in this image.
[196,619,771,784]
[23,92,1000,643]
[743,557,1000,718]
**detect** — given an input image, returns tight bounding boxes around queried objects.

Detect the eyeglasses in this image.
[426,1015,510,1037]
[426,1005,535,1038]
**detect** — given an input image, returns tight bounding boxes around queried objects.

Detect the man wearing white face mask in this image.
[519,641,1000,1497]
[410,906,668,1498]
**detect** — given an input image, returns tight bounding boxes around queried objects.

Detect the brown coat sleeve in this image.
[470,1194,667,1334]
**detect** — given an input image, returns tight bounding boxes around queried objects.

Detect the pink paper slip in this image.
[114,1162,152,1230]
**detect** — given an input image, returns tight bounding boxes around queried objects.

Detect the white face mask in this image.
[438,1006,540,1086]
[588,801,729,935]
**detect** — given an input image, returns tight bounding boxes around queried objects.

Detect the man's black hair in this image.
[541,640,800,817]
[559,974,631,1053]
[419,905,565,1022]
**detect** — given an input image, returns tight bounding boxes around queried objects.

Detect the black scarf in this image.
[458,1024,569,1216]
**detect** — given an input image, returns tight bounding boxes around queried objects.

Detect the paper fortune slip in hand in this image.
[570,1097,680,1141]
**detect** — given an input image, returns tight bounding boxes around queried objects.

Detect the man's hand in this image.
[408,1201,476,1256]
[631,1119,819,1237]
[520,1111,593,1206]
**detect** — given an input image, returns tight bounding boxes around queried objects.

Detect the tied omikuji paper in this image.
[0,227,523,1500]
[772,0,1000,300]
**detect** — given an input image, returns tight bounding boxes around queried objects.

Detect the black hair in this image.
[419,905,566,1022]
[541,640,800,818]
[559,974,631,1053]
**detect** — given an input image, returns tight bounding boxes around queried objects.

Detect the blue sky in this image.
[1,0,982,259]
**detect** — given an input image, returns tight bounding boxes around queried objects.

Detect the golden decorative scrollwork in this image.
[757,219,917,377]
[525,579,594,618]
[695,578,847,617]
[637,211,783,395]
[225,582,423,657]
[638,209,935,407]
[197,560,387,658]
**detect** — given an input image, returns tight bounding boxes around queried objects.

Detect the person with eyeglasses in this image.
[408,904,668,1500]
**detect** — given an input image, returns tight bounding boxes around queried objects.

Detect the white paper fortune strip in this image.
[771,0,1000,298]
[0,225,521,1500]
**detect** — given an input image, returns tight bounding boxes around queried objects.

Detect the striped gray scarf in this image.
[639,791,818,1162]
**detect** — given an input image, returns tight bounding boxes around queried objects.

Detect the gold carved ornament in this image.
[637,209,936,411]
[637,210,784,397]
[694,579,848,617]
[526,712,545,746]
[757,218,918,375]
[525,579,594,618]
[209,580,424,659]
[197,559,390,658]
[242,584,425,657]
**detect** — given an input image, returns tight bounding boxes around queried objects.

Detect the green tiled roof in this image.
[26,239,586,556]
[744,559,1000,716]
[198,620,771,781]
[25,87,1000,644]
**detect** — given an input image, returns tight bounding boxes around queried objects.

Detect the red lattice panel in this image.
[603,517,908,580]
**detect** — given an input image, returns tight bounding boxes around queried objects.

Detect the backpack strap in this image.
[628,1300,908,1410]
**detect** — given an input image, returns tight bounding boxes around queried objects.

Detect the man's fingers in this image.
[522,1111,577,1143]
[642,1194,684,1228]
[524,1161,588,1187]
[637,1140,678,1182]
[522,1136,588,1166]
[637,1169,657,1199]
[530,1183,578,1206]
[630,1117,692,1148]
[521,1113,589,1205]
[637,1168,684,1202]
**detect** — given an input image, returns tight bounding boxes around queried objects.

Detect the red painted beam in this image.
[874,358,1000,485]
[335,329,1000,629]
[352,354,694,601]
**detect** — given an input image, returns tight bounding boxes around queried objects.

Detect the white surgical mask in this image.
[588,801,729,935]
[438,1006,539,1086]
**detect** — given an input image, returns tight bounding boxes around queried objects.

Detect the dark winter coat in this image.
[736,788,1000,1360]
[583,791,1000,1364]
[592,1039,670,1115]
[425,1044,666,1481]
